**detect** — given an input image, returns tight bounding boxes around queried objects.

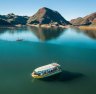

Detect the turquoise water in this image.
[0,27,96,94]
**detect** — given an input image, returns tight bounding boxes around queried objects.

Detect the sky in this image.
[0,0,96,21]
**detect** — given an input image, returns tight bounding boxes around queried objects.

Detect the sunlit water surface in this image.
[0,27,96,94]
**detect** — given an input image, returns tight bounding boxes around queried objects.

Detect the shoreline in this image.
[27,24,71,29]
[79,26,96,31]
[0,26,16,29]
[0,25,27,29]
[0,24,96,31]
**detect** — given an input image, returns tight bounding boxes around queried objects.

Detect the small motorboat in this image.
[16,39,23,41]
[32,63,62,79]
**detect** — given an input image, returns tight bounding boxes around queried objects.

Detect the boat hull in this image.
[32,70,62,79]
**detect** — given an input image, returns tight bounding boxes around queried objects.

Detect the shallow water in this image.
[0,27,96,94]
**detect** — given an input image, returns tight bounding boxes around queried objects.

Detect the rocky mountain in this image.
[0,18,12,26]
[70,12,96,26]
[27,7,70,25]
[91,18,96,26]
[0,13,29,26]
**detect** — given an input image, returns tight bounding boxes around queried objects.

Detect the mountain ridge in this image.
[70,12,96,26]
[0,13,29,26]
[27,7,70,26]
[0,7,96,27]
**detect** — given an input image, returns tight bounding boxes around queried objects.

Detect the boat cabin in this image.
[33,63,61,76]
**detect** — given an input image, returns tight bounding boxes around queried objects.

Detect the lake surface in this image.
[0,26,96,94]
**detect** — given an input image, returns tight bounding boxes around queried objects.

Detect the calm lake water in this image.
[0,27,96,94]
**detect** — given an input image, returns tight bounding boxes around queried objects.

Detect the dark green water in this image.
[0,27,96,94]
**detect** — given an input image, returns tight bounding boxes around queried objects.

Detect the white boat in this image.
[32,63,62,79]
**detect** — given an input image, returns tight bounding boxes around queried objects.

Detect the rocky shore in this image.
[27,24,70,29]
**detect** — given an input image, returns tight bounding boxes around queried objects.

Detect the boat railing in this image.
[34,66,61,76]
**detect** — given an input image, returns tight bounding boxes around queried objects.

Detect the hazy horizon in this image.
[0,0,96,20]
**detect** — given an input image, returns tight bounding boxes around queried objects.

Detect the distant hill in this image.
[0,13,29,26]
[70,12,96,26]
[27,7,70,25]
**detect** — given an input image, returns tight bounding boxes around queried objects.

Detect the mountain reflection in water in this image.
[83,30,96,39]
[28,27,65,41]
[0,26,96,43]
[0,27,65,41]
